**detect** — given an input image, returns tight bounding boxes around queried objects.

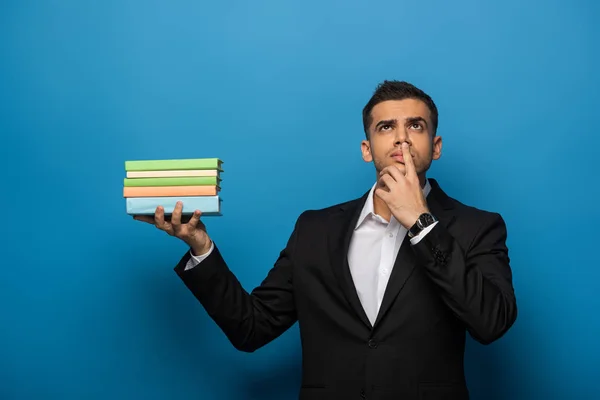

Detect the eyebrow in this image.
[374,119,397,130]
[405,116,428,127]
[374,116,428,130]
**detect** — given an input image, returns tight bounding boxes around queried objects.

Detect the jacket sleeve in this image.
[410,212,517,344]
[173,218,301,352]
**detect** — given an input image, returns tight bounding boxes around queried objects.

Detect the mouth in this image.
[390,151,405,163]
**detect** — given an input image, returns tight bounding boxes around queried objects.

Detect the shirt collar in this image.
[354,178,432,230]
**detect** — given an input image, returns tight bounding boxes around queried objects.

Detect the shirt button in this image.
[388,233,393,237]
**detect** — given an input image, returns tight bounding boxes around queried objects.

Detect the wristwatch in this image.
[408,213,437,238]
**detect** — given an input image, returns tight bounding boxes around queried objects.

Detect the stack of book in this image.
[123,158,223,218]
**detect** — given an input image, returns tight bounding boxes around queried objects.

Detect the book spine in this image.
[123,176,220,187]
[123,185,219,197]
[126,169,219,178]
[126,196,221,215]
[125,158,223,171]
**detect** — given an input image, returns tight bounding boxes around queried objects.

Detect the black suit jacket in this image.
[174,178,517,400]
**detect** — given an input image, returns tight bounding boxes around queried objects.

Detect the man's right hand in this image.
[133,201,212,256]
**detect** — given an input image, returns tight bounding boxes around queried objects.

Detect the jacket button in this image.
[360,388,366,398]
[368,339,377,349]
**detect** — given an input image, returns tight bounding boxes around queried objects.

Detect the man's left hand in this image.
[375,142,430,229]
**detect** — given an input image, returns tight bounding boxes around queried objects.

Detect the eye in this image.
[409,122,423,130]
[380,124,392,131]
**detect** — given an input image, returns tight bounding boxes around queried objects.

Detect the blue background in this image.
[1,0,598,399]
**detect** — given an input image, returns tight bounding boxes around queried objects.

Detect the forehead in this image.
[369,99,431,125]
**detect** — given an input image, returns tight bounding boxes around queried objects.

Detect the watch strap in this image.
[408,213,437,238]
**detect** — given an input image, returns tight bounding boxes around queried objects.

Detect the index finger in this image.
[171,201,183,226]
[401,142,416,176]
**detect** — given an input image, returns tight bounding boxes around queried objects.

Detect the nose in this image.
[394,127,409,146]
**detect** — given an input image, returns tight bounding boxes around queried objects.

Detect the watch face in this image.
[419,213,435,228]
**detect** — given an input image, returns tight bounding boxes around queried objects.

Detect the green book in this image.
[123,176,221,187]
[125,158,223,171]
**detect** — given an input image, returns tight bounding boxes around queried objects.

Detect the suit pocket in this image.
[418,382,468,400]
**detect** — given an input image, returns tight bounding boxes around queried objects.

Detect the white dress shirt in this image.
[347,179,436,325]
[183,179,438,326]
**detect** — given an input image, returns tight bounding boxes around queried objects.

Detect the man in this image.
[134,80,517,399]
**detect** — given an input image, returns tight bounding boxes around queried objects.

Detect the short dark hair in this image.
[362,80,438,139]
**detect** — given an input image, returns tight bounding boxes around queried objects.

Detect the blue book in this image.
[126,196,222,216]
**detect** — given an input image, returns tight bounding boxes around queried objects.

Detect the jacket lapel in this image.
[326,178,457,331]
[426,178,457,228]
[373,178,457,329]
[372,231,417,328]
[327,191,373,330]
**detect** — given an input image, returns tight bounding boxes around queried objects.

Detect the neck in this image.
[372,173,427,222]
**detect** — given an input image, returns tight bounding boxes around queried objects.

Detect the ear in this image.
[432,135,442,160]
[361,139,373,162]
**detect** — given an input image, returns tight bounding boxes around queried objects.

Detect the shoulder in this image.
[293,193,367,225]
[447,195,502,221]
[430,178,505,221]
[436,187,508,249]
[453,195,505,226]
[281,195,365,248]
